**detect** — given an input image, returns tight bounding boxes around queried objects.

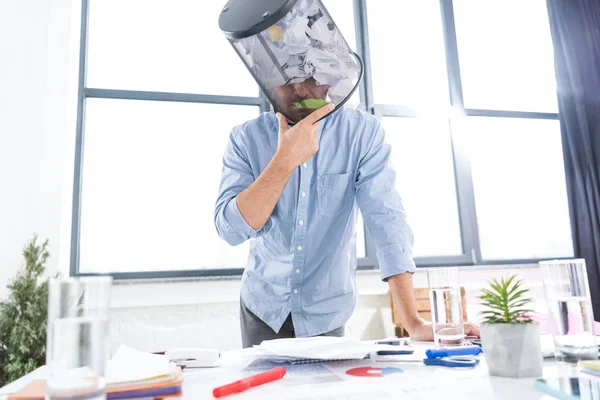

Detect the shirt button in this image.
[297,245,303,251]
[299,220,304,226]
[296,269,300,274]
[303,163,307,168]
[294,289,299,294]
[301,192,306,198]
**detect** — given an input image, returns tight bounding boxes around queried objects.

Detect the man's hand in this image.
[274,104,334,172]
[408,320,480,342]
[387,273,480,341]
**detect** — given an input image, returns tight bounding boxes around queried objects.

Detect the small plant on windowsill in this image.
[478,275,543,378]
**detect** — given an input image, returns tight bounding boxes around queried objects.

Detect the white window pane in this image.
[453,0,558,112]
[324,0,361,108]
[454,117,573,260]
[79,99,258,273]
[367,1,449,110]
[382,117,462,257]
[87,0,258,96]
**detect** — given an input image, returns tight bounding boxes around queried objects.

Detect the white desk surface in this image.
[0,342,579,400]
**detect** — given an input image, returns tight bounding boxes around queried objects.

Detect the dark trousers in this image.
[240,300,345,348]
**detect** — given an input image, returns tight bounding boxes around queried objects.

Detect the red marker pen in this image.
[213,367,287,398]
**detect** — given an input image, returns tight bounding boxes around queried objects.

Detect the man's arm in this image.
[237,106,333,229]
[355,120,479,339]
[214,105,334,244]
[236,154,294,230]
[352,119,428,335]
[355,120,416,280]
[388,273,432,339]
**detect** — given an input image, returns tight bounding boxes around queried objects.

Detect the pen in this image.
[376,349,415,356]
[376,340,408,346]
[426,346,482,358]
[213,367,286,398]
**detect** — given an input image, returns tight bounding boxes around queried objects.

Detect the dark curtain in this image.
[546,0,600,318]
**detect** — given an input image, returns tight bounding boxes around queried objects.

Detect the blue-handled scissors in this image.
[423,356,479,368]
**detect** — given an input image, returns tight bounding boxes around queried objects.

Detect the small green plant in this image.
[0,235,49,386]
[478,275,534,324]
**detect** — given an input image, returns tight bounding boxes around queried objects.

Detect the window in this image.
[381,117,462,258]
[72,0,368,277]
[453,117,572,260]
[367,0,449,112]
[79,100,257,273]
[71,0,573,278]
[453,0,558,113]
[86,0,257,96]
[365,0,571,266]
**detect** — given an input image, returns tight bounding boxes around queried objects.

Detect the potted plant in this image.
[479,275,542,378]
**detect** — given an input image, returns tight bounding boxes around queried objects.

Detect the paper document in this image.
[256,337,405,362]
[259,337,372,360]
[106,345,174,386]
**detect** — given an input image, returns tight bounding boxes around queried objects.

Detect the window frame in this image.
[70,0,570,279]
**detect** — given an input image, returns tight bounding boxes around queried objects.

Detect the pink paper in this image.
[524,312,600,334]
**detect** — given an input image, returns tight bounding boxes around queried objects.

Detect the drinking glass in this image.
[540,259,598,363]
[46,276,112,400]
[427,267,465,346]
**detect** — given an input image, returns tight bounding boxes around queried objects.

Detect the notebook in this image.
[8,367,183,400]
[7,346,184,400]
[7,368,183,400]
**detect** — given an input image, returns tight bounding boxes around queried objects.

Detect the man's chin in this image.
[278,107,314,124]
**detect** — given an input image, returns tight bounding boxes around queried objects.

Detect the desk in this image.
[0,343,578,400]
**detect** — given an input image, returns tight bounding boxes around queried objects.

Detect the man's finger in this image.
[277,113,289,133]
[302,103,335,125]
[465,322,481,338]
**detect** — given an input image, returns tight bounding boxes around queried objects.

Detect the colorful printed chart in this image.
[346,367,403,377]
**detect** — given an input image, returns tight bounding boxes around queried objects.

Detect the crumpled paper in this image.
[232,0,359,104]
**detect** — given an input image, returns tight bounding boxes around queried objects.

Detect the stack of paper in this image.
[260,337,374,360]
[8,346,183,400]
[225,337,404,365]
[105,345,183,399]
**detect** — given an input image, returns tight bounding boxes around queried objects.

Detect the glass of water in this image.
[46,276,112,400]
[540,259,597,363]
[427,267,465,346]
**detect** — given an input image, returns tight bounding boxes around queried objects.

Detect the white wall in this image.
[0,0,78,298]
[108,266,547,353]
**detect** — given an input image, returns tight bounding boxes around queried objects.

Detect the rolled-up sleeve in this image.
[214,129,272,246]
[355,121,416,281]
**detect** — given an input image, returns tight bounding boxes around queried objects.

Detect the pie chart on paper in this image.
[346,367,403,377]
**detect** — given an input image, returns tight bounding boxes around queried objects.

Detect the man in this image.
[214,77,480,347]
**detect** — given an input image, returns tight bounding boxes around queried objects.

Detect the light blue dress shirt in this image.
[214,108,415,337]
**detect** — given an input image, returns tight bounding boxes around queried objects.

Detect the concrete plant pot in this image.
[480,323,543,378]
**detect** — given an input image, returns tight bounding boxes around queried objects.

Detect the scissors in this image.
[423,356,479,368]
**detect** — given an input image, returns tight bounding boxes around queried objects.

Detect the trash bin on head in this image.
[219,0,363,123]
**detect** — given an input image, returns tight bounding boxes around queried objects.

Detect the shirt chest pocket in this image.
[316,172,355,216]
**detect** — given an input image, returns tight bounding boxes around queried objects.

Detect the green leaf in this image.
[504,276,517,293]
[507,288,529,303]
[508,299,533,309]
[489,280,504,294]
[478,274,533,324]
